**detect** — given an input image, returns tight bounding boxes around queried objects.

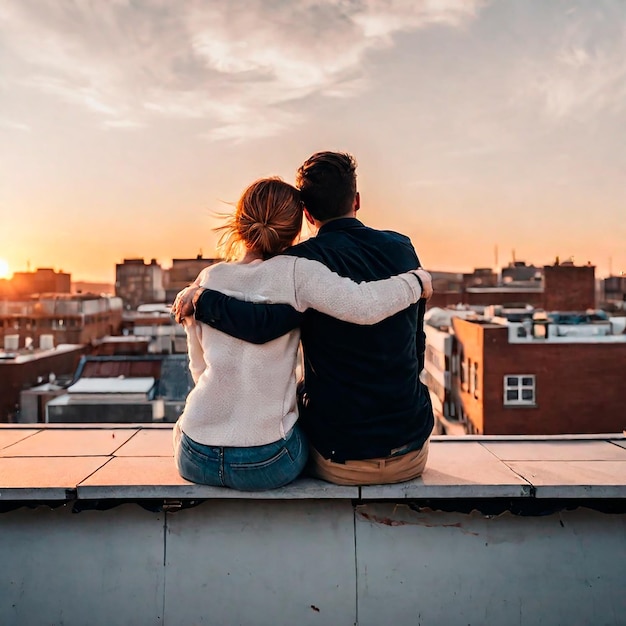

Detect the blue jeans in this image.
[174,425,308,491]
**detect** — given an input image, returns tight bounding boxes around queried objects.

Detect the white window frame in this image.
[503,374,536,406]
[461,359,469,392]
[471,362,479,399]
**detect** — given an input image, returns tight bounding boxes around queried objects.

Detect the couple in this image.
[172,151,435,490]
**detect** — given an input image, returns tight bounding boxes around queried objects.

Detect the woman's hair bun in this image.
[216,178,303,259]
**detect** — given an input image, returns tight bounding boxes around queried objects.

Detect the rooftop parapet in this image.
[1,425,624,502]
[1,425,625,626]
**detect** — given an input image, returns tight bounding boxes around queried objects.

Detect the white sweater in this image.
[178,255,422,447]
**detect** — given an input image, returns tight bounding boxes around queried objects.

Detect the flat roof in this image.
[0,426,624,502]
[465,286,543,293]
[0,344,84,365]
[68,377,155,394]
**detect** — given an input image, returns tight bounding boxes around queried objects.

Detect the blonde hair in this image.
[217,178,303,260]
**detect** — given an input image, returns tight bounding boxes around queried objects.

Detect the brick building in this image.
[0,294,123,347]
[501,261,542,283]
[450,315,626,435]
[163,255,219,303]
[422,307,480,434]
[603,274,626,307]
[45,354,193,424]
[0,344,86,422]
[115,259,165,310]
[0,268,71,299]
[428,261,595,311]
[120,304,187,354]
[462,268,498,290]
[543,262,595,311]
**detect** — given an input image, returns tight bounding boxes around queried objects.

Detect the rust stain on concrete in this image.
[358,511,480,535]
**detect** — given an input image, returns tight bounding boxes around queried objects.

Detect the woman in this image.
[174,177,431,491]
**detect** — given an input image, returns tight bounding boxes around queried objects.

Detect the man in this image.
[174,151,434,485]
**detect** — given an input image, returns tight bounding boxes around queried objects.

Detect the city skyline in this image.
[1,1,626,283]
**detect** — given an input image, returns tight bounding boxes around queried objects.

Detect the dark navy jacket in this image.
[193,218,434,462]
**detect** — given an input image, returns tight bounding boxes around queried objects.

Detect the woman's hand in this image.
[413,268,433,301]
[171,285,204,323]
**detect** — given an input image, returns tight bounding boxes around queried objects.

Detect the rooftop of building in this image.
[1,424,624,503]
[95,335,151,344]
[67,377,156,395]
[426,305,626,340]
[3,424,624,626]
[0,291,117,302]
[0,343,84,365]
[122,308,175,322]
[465,284,543,293]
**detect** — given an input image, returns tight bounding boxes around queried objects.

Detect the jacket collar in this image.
[317,217,363,235]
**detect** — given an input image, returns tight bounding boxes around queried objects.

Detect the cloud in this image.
[0,120,31,132]
[0,0,483,140]
[200,108,303,143]
[408,177,468,188]
[102,119,145,130]
[520,6,626,120]
[24,76,119,116]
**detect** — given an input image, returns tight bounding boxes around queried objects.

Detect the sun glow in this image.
[0,258,11,279]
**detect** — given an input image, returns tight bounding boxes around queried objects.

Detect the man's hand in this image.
[171,285,203,324]
[413,268,433,301]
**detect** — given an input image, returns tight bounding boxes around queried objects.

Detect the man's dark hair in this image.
[296,151,357,222]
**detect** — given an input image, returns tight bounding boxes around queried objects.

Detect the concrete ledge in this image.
[1,500,625,625]
[77,460,359,500]
[1,425,625,503]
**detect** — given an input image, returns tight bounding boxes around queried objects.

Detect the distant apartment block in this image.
[0,267,71,299]
[501,260,542,283]
[603,274,626,307]
[445,313,626,436]
[428,271,464,299]
[422,307,480,435]
[115,258,165,310]
[72,281,115,296]
[0,343,86,422]
[0,294,123,348]
[542,262,595,311]
[164,255,219,303]
[462,267,498,290]
[429,260,595,311]
[120,304,187,354]
[45,354,193,424]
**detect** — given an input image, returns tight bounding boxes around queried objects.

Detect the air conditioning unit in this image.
[40,334,55,350]
[4,334,19,351]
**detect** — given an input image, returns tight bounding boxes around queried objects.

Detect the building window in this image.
[504,375,536,406]
[471,362,479,399]
[461,358,469,392]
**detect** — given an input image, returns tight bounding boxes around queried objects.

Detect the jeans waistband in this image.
[182,425,296,456]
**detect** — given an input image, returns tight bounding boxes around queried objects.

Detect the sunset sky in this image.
[1,0,625,283]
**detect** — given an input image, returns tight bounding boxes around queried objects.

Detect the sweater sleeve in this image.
[185,319,206,384]
[292,258,422,323]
